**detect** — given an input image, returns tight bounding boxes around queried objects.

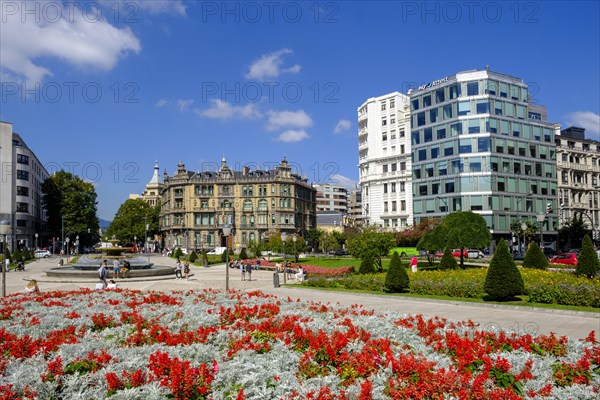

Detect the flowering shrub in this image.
[304,268,600,307]
[251,259,353,277]
[0,289,598,399]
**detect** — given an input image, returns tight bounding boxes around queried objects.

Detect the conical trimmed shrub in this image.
[3,248,10,262]
[188,250,198,263]
[22,247,32,261]
[384,251,409,293]
[239,248,248,260]
[12,249,22,263]
[173,248,183,258]
[522,242,548,270]
[576,235,600,278]
[359,256,375,274]
[484,239,524,301]
[439,248,458,270]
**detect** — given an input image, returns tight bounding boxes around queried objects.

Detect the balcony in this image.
[359,141,368,150]
[358,113,367,122]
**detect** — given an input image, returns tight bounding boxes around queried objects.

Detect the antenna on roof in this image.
[485,64,490,71]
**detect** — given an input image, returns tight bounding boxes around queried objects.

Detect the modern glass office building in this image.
[410,69,558,244]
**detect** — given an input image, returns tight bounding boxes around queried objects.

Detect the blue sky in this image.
[1,0,599,220]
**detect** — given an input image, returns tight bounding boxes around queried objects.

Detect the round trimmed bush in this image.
[484,239,524,301]
[384,251,409,293]
[439,248,458,270]
[522,242,548,270]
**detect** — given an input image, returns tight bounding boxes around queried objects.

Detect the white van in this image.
[207,247,227,255]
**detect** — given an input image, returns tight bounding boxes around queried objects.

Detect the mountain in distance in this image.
[99,218,112,230]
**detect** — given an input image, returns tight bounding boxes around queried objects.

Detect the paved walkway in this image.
[3,255,598,339]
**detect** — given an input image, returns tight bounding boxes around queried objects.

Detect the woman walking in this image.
[183,261,190,280]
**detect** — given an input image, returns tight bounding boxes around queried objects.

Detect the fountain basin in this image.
[45,265,175,279]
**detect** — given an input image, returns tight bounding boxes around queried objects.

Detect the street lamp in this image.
[134,236,137,253]
[292,233,297,262]
[76,235,79,254]
[521,223,527,253]
[537,213,546,248]
[35,233,38,250]
[281,232,287,284]
[1,220,11,297]
[65,237,70,264]
[147,237,151,263]
[222,225,232,291]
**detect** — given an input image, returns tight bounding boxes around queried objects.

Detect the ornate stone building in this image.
[159,158,317,252]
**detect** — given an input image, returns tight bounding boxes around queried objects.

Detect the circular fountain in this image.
[45,237,174,280]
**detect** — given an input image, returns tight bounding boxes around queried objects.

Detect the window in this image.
[390,115,396,124]
[467,81,479,96]
[391,182,396,192]
[417,112,425,126]
[445,180,455,193]
[391,163,397,172]
[424,128,433,142]
[383,164,388,173]
[392,201,397,212]
[458,101,470,116]
[382,131,387,141]
[449,84,461,99]
[430,108,438,123]
[16,202,29,212]
[381,102,386,111]
[17,154,29,164]
[411,98,419,110]
[401,200,406,210]
[17,170,28,181]
[476,100,489,114]
[383,183,388,193]
[423,95,432,107]
[390,130,396,139]
[437,128,446,140]
[382,117,387,126]
[436,88,445,103]
[390,99,395,108]
[384,202,388,212]
[468,119,480,134]
[400,182,405,191]
[443,104,452,119]
[17,186,29,196]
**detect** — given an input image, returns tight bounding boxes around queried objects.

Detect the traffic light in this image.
[546,203,552,214]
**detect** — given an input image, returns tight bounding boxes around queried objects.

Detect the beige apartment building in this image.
[556,126,600,245]
[159,158,317,252]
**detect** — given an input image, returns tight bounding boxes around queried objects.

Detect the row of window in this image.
[413,99,530,128]
[382,162,408,173]
[382,218,408,228]
[412,136,555,162]
[188,184,293,197]
[382,200,407,212]
[414,194,555,216]
[411,118,554,145]
[164,212,297,227]
[383,181,407,193]
[411,79,528,111]
[380,98,396,110]
[381,129,406,141]
[413,175,556,197]
[414,156,555,180]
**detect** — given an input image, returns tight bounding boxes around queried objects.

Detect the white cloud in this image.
[327,174,358,190]
[564,111,600,136]
[177,99,194,112]
[275,129,309,143]
[245,48,301,80]
[333,119,352,134]
[155,99,168,107]
[0,2,141,83]
[196,100,262,120]
[128,0,187,16]
[266,109,313,131]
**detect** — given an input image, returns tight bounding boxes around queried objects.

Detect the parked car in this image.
[328,249,348,256]
[550,253,578,266]
[513,252,526,261]
[451,249,469,258]
[34,249,51,258]
[206,247,226,255]
[467,249,485,259]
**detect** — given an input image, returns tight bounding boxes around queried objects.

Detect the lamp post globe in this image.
[35,233,38,250]
[536,213,546,248]
[521,223,527,252]
[292,233,297,262]
[65,237,70,263]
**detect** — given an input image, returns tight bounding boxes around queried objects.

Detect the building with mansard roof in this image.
[159,158,317,252]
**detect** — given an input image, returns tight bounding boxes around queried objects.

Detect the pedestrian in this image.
[254,259,261,270]
[112,259,121,279]
[295,266,305,282]
[23,279,40,293]
[107,280,117,289]
[240,261,246,281]
[4,257,10,272]
[57,258,64,266]
[98,260,108,287]
[183,261,190,280]
[175,258,182,279]
[409,255,418,273]
[245,261,252,281]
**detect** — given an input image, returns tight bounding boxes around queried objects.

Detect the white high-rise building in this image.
[0,121,49,251]
[357,92,413,228]
[314,184,348,213]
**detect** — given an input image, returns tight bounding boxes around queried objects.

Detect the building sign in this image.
[416,77,449,92]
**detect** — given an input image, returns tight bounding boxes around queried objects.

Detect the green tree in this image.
[346,227,395,272]
[3,247,10,263]
[105,199,160,243]
[173,248,183,259]
[395,218,438,246]
[559,214,592,251]
[202,250,208,266]
[575,234,599,278]
[22,247,32,261]
[320,232,339,254]
[188,250,198,263]
[358,256,375,274]
[439,248,458,270]
[522,242,548,270]
[484,239,524,301]
[247,240,263,258]
[239,248,248,260]
[384,251,409,293]
[42,170,100,247]
[418,211,491,268]
[305,228,323,254]
[12,249,22,263]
